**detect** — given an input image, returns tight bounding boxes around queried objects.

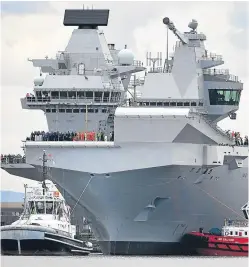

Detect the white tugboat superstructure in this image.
[1,9,248,255]
[1,152,93,255]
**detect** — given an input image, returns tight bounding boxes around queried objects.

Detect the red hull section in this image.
[197,248,248,256]
[182,232,248,257]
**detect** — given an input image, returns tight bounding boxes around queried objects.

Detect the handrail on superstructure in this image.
[203,69,240,82]
[192,112,235,142]
[25,96,122,104]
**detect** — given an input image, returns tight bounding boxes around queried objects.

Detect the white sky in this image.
[0,1,248,192]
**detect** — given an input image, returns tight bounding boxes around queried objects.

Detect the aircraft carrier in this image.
[2,9,248,255]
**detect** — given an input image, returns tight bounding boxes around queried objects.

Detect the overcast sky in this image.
[1,1,248,192]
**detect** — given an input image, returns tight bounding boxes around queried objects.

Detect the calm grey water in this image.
[1,255,247,267]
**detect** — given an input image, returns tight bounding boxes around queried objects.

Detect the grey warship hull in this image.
[48,165,248,255]
[3,143,248,255]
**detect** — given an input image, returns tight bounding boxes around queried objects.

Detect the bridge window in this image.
[51,91,59,99]
[73,109,79,113]
[209,89,241,105]
[68,91,76,99]
[80,109,86,113]
[46,201,53,214]
[103,92,110,102]
[60,91,67,99]
[85,91,93,99]
[51,109,56,113]
[46,109,51,113]
[95,92,103,102]
[95,108,98,113]
[177,102,183,106]
[230,231,233,235]
[157,102,163,106]
[191,102,197,106]
[110,92,117,102]
[59,109,65,113]
[184,102,190,106]
[88,108,94,113]
[170,102,176,106]
[77,91,85,99]
[164,102,169,106]
[66,109,72,113]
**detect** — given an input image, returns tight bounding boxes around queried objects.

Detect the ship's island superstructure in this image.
[1,9,248,255]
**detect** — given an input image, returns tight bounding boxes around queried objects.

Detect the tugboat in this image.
[1,152,93,256]
[182,203,249,256]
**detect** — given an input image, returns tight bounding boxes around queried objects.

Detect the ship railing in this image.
[186,33,206,41]
[133,60,144,67]
[148,67,164,73]
[128,77,146,87]
[224,219,248,227]
[203,69,239,82]
[56,52,144,68]
[1,155,26,164]
[202,53,223,61]
[25,96,122,104]
[195,113,234,141]
[203,68,229,76]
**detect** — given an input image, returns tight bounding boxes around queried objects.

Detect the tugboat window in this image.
[36,201,45,214]
[209,89,241,105]
[46,201,53,214]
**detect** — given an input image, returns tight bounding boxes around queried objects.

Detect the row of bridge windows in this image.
[45,108,109,113]
[35,91,122,102]
[137,101,203,107]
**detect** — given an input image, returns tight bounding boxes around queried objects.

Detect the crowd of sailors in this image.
[1,154,26,164]
[26,131,115,142]
[225,131,248,146]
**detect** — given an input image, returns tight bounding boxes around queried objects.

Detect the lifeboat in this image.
[182,202,249,256]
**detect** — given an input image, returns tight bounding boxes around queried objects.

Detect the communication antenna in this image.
[38,150,54,194]
[166,25,169,72]
[146,52,162,72]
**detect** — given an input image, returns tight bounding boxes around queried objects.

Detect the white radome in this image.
[118,49,134,65]
[34,77,44,86]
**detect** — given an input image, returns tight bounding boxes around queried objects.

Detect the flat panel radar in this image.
[63,9,110,27]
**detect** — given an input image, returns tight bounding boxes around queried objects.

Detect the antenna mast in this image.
[166,26,169,73]
[41,150,48,194]
[146,52,162,72]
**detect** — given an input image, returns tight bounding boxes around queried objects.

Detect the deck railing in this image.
[1,155,26,164]
[224,219,248,227]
